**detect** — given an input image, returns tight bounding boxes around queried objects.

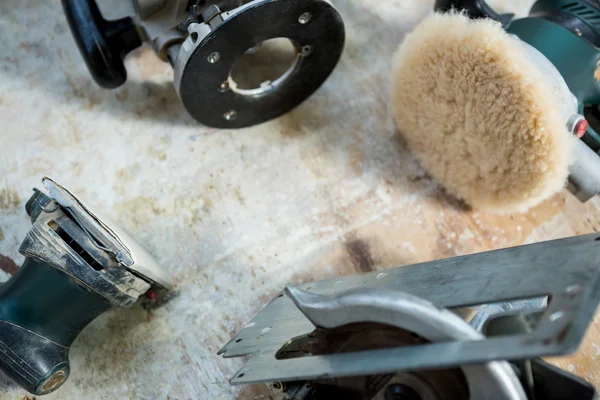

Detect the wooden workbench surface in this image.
[0,0,598,398]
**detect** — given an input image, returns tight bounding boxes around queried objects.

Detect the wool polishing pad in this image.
[391,13,573,214]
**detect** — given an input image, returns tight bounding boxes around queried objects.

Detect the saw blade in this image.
[299,323,469,400]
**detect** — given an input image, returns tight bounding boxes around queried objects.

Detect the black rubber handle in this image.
[61,0,143,88]
[434,0,513,24]
[0,257,112,395]
[0,320,70,395]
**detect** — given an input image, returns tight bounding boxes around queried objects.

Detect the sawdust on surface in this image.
[0,188,19,212]
[4,0,600,399]
[114,197,167,228]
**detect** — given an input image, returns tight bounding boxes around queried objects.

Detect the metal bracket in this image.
[219,234,600,385]
[201,4,224,29]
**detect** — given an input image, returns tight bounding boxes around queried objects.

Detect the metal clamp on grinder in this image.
[0,178,173,395]
[221,234,600,399]
[435,0,600,202]
[61,0,345,128]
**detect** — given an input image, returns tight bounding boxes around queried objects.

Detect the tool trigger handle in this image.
[0,258,111,395]
[0,321,70,395]
[61,0,142,88]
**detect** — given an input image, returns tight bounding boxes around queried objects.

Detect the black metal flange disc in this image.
[178,0,345,128]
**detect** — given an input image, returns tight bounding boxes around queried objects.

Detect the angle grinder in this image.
[437,0,600,203]
[391,1,600,213]
[0,178,172,395]
[61,0,345,128]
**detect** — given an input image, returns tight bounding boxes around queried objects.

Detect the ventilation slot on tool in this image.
[560,2,578,8]
[562,3,600,29]
[565,4,587,12]
[48,221,104,271]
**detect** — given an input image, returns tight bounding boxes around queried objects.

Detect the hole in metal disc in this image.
[190,31,198,42]
[261,326,272,335]
[549,311,566,322]
[228,37,300,96]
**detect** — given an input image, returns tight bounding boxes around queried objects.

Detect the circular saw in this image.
[220,234,600,399]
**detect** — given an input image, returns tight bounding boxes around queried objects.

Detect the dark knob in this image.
[384,384,422,400]
[61,0,143,88]
[434,0,512,24]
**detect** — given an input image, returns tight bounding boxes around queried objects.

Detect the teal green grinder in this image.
[0,177,173,395]
[435,0,600,201]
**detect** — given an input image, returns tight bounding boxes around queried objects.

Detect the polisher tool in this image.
[391,1,600,213]
[61,0,345,128]
[220,234,600,399]
[0,178,172,395]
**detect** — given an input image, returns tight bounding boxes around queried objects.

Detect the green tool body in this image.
[0,258,110,348]
[437,0,600,145]
[0,259,110,394]
[507,0,600,150]
[0,179,172,395]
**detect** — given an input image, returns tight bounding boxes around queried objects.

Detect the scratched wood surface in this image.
[0,0,599,399]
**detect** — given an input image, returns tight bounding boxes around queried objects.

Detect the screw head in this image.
[223,110,237,121]
[207,52,221,63]
[219,81,230,91]
[298,12,312,24]
[301,45,312,56]
[269,382,284,394]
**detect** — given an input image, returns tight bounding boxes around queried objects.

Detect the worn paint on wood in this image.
[0,0,599,399]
